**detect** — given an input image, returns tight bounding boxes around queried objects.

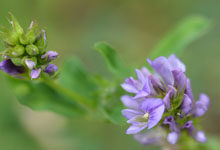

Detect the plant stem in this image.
[43,77,96,112]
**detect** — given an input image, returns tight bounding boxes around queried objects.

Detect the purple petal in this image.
[195,131,207,143]
[182,121,193,129]
[193,94,210,117]
[121,109,143,120]
[167,132,179,145]
[25,60,35,69]
[163,116,179,132]
[43,64,58,75]
[136,69,146,85]
[148,75,165,94]
[172,70,187,92]
[148,104,165,129]
[139,98,163,113]
[126,124,148,134]
[133,90,149,99]
[185,79,194,101]
[163,86,177,109]
[181,94,192,116]
[134,129,163,145]
[31,68,41,79]
[0,59,25,75]
[141,67,151,77]
[41,51,58,61]
[168,54,186,72]
[147,57,174,86]
[121,77,140,93]
[121,95,139,110]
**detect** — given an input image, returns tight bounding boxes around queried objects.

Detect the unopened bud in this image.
[11,57,23,66]
[26,44,39,56]
[11,45,25,57]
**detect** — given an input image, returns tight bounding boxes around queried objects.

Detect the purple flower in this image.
[121,54,210,145]
[193,94,210,117]
[41,51,58,61]
[31,68,41,79]
[0,59,25,76]
[43,64,58,75]
[122,98,165,134]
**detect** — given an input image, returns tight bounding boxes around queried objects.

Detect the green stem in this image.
[43,77,96,112]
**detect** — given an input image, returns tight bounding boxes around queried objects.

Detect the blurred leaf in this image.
[59,57,99,107]
[94,42,129,77]
[0,74,43,150]
[7,77,86,117]
[150,16,211,59]
[95,76,125,124]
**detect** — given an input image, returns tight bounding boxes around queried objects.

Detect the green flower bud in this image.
[25,21,40,44]
[26,44,39,56]
[19,33,29,45]
[11,45,25,57]
[35,30,47,54]
[9,12,24,36]
[11,57,23,66]
[0,26,19,46]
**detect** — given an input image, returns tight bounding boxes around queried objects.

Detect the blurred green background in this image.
[0,0,219,149]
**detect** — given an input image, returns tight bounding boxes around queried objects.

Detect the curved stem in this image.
[43,77,96,112]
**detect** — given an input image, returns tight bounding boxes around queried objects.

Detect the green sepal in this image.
[26,44,39,56]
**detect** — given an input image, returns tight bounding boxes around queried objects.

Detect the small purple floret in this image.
[31,68,41,79]
[43,64,58,75]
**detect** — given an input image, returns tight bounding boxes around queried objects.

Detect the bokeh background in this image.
[0,0,219,150]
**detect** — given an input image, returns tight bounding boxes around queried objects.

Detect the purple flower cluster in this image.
[121,54,210,145]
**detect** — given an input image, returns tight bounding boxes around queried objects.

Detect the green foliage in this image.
[149,16,211,59]
[7,77,86,117]
[94,42,129,77]
[59,57,99,108]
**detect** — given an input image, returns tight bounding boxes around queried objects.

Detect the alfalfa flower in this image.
[121,54,210,145]
[0,14,58,79]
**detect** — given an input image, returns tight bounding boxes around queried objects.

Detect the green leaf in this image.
[59,57,99,108]
[149,15,211,59]
[7,77,86,118]
[94,42,129,77]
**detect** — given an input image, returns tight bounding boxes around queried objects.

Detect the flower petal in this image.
[43,64,58,75]
[126,124,148,134]
[121,109,143,120]
[195,131,207,143]
[193,94,210,117]
[134,129,163,145]
[167,132,179,145]
[185,78,194,101]
[31,68,41,79]
[0,59,25,75]
[139,98,163,113]
[147,104,165,129]
[172,70,187,92]
[121,95,139,110]
[168,54,186,72]
[181,94,192,116]
[121,77,139,93]
[147,57,174,86]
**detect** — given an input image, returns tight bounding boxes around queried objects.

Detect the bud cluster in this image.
[121,54,210,145]
[0,14,58,79]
